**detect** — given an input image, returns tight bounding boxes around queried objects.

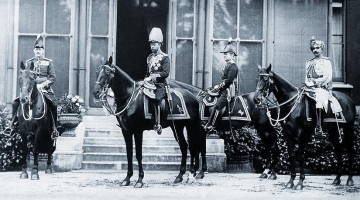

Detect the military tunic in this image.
[26,57,57,104]
[146,50,170,101]
[305,57,333,110]
[215,60,238,109]
[305,57,332,90]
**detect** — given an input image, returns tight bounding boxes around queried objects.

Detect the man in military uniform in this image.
[7,35,59,137]
[204,40,239,131]
[305,36,333,134]
[144,27,170,135]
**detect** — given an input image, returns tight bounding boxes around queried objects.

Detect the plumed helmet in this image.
[220,37,237,56]
[309,36,325,51]
[34,34,44,48]
[149,27,163,43]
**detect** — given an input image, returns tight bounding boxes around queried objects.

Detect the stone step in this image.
[83,137,180,146]
[82,152,193,162]
[83,145,181,154]
[84,129,175,138]
[81,161,191,171]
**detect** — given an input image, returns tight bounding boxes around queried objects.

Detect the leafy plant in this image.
[0,102,22,171]
[57,93,85,115]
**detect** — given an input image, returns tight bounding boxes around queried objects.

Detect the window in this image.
[16,0,75,96]
[329,0,345,82]
[211,0,265,93]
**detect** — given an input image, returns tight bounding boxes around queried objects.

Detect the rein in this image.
[97,70,138,116]
[21,85,47,121]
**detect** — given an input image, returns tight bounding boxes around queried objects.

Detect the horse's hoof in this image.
[174,176,183,183]
[285,182,294,188]
[346,179,354,186]
[20,172,28,179]
[45,168,52,174]
[31,173,39,180]
[259,173,268,179]
[268,173,277,180]
[134,181,144,188]
[121,180,130,186]
[295,183,304,190]
[195,171,205,180]
[332,179,341,185]
[187,174,196,183]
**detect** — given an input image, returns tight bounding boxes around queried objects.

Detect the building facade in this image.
[1,0,359,114]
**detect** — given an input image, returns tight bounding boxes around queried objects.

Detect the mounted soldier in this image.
[204,38,239,131]
[304,36,338,134]
[6,35,60,138]
[143,27,170,135]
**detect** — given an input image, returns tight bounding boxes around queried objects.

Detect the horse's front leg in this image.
[31,152,39,180]
[121,130,134,186]
[285,139,296,188]
[295,145,306,190]
[20,134,28,179]
[134,131,144,188]
[45,152,53,174]
[174,127,187,183]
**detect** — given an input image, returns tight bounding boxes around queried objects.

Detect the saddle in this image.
[143,88,190,120]
[304,91,346,123]
[198,90,251,122]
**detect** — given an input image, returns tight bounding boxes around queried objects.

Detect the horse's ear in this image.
[266,64,272,73]
[109,56,113,66]
[20,61,26,70]
[29,62,35,71]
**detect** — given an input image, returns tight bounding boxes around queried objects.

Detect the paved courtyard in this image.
[0,170,359,200]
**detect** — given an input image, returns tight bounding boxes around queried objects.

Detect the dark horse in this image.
[254,64,356,189]
[18,61,55,180]
[172,80,280,180]
[92,57,207,188]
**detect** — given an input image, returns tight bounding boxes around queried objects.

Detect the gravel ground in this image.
[0,170,359,200]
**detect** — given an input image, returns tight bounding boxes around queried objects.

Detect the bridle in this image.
[255,71,304,127]
[19,70,47,121]
[95,64,138,116]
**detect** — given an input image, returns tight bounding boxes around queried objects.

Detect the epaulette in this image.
[159,51,168,57]
[25,57,36,63]
[307,57,315,62]
[321,57,330,60]
[42,57,53,62]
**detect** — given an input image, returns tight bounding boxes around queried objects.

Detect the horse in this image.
[92,56,207,188]
[253,64,356,189]
[172,80,280,180]
[17,61,56,180]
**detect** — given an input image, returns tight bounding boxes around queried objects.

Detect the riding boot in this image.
[50,103,59,139]
[4,99,20,135]
[315,108,323,135]
[153,105,162,135]
[204,109,220,132]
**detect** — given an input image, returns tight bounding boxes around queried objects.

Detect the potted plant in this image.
[57,93,85,129]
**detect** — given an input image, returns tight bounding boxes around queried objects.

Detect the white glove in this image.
[144,77,151,82]
[305,81,315,87]
[213,85,219,89]
[37,83,46,89]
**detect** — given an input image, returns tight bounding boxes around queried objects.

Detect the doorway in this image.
[116,0,169,81]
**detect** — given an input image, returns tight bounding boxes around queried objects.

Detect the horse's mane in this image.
[271,70,298,91]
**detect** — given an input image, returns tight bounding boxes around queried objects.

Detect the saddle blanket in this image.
[144,89,190,120]
[200,95,251,121]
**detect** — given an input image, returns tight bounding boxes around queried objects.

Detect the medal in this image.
[154,67,158,70]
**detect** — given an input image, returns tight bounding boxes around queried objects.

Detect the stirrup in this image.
[52,129,59,140]
[154,124,162,135]
[315,125,323,135]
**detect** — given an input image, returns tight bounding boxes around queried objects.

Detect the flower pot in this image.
[58,113,81,129]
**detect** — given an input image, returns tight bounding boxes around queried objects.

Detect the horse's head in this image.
[253,64,275,105]
[92,56,115,100]
[19,61,36,105]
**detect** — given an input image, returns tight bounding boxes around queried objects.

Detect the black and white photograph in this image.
[0,0,359,199]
